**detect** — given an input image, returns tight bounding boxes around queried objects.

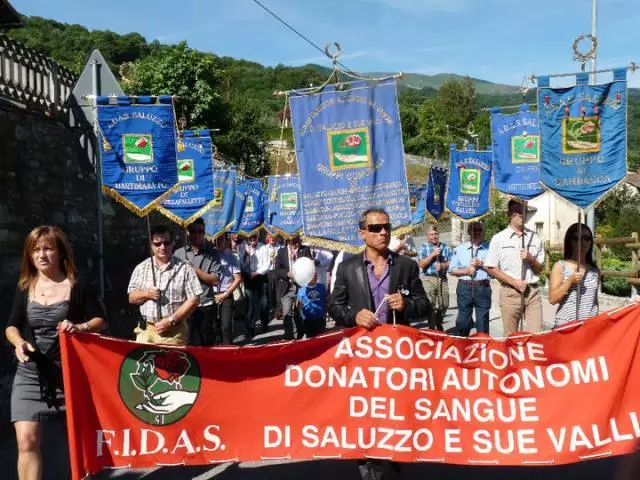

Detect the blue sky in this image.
[16,0,640,87]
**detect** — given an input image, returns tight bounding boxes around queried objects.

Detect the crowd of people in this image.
[4,201,611,479]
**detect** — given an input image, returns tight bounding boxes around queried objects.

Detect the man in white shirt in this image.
[485,200,545,334]
[240,234,271,339]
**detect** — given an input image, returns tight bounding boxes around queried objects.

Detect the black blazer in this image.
[273,245,313,283]
[328,251,430,327]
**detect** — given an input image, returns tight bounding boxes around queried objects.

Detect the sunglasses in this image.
[366,223,392,233]
[152,240,173,247]
[189,228,205,234]
[572,235,593,242]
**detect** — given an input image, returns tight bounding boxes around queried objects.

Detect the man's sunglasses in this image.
[365,223,392,233]
[152,240,173,247]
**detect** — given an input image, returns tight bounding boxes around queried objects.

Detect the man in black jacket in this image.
[273,235,313,340]
[329,208,429,329]
[328,207,430,480]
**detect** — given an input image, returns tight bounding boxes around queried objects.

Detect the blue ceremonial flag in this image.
[289,79,411,250]
[96,95,179,216]
[537,69,628,209]
[230,178,264,236]
[156,129,215,227]
[409,184,427,226]
[266,175,303,237]
[490,105,543,201]
[203,169,236,241]
[427,166,447,221]
[446,145,493,220]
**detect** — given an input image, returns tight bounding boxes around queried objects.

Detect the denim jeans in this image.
[456,282,491,336]
[244,275,267,335]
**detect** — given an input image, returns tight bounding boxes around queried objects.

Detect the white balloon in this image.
[292,257,316,287]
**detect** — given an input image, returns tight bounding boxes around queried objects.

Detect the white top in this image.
[554,261,600,326]
[239,242,271,275]
[485,226,545,284]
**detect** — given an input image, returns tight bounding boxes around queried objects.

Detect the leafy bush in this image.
[601,253,632,297]
[483,210,508,241]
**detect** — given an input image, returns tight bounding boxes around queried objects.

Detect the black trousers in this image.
[214,296,234,345]
[188,304,216,346]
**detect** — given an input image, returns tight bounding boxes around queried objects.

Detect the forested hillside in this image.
[8,15,639,173]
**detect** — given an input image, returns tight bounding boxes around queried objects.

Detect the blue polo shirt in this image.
[449,241,490,281]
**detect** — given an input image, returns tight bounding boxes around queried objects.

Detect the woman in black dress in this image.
[5,226,106,480]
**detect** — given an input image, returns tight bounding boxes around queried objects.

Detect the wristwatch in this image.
[169,315,177,327]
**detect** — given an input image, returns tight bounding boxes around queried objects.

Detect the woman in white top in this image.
[549,223,600,326]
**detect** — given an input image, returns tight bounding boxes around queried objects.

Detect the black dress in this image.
[11,300,69,422]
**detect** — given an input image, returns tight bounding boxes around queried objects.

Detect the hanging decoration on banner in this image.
[266,175,303,238]
[490,105,543,201]
[446,144,492,220]
[202,169,236,241]
[426,166,447,221]
[408,184,427,226]
[156,129,216,226]
[60,304,640,479]
[96,95,179,216]
[230,178,264,236]
[536,69,628,209]
[289,79,411,251]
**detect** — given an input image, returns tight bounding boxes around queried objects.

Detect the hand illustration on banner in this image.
[136,390,197,415]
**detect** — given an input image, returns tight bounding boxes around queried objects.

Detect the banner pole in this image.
[145,215,162,322]
[576,212,583,320]
[519,200,528,331]
[91,59,105,299]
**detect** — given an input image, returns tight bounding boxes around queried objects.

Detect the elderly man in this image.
[418,223,453,331]
[128,225,202,345]
[485,199,544,334]
[328,207,429,480]
[449,221,491,336]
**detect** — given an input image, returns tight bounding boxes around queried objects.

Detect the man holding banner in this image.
[328,207,428,479]
[485,199,544,334]
[418,224,452,331]
[128,225,202,345]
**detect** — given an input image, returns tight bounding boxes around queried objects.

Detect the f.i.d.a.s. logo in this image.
[119,349,201,426]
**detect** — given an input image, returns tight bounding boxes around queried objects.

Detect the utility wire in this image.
[252,0,357,75]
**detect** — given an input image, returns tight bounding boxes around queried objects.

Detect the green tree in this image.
[436,77,478,134]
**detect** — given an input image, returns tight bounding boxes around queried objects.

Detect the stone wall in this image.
[0,101,177,430]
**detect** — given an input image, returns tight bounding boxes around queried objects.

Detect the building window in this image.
[535,222,544,236]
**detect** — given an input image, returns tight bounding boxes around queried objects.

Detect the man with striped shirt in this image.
[128,225,202,345]
[418,223,453,330]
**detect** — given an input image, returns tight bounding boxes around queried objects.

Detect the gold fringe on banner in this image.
[301,224,414,254]
[102,183,180,218]
[204,221,236,242]
[266,225,303,240]
[236,226,265,238]
[155,199,223,229]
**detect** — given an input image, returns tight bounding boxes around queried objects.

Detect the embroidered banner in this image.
[409,183,427,226]
[490,105,543,201]
[289,80,411,251]
[156,130,215,226]
[426,166,447,221]
[202,169,236,240]
[230,178,264,236]
[446,145,492,220]
[97,96,179,216]
[266,175,303,238]
[61,305,640,479]
[537,70,628,209]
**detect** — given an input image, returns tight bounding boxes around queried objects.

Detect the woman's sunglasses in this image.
[572,235,593,242]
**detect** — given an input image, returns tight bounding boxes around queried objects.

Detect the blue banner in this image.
[446,145,492,220]
[156,130,215,226]
[230,178,264,236]
[490,105,543,201]
[289,80,411,250]
[409,183,427,226]
[203,169,236,241]
[96,95,179,216]
[266,175,303,237]
[537,69,628,209]
[427,166,447,221]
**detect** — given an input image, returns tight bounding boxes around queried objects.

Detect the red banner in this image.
[61,305,640,479]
